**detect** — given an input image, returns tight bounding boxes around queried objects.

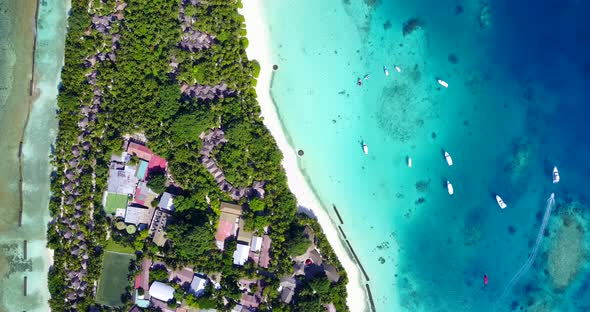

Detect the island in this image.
[47,0,349,311]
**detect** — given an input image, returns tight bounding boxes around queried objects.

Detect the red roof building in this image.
[214,202,243,250]
[148,154,168,171]
[215,220,235,244]
[127,142,153,161]
[134,275,141,289]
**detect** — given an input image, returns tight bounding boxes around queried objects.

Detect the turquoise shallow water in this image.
[263,0,590,311]
[0,0,68,311]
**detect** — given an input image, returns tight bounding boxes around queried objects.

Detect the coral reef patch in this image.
[548,211,587,289]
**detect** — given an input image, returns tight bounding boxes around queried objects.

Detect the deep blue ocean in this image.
[262,0,590,311]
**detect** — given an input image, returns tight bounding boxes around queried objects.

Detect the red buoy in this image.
[483,275,488,285]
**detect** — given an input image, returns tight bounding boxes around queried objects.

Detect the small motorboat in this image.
[364,74,370,80]
[407,156,412,168]
[394,65,401,73]
[496,195,507,209]
[437,79,449,88]
[362,142,368,155]
[357,78,362,86]
[447,180,454,195]
[552,166,560,184]
[483,275,488,286]
[444,151,453,166]
[384,66,389,76]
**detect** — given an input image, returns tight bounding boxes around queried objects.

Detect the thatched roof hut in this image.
[68,159,79,168]
[78,118,89,128]
[82,141,91,151]
[65,169,75,181]
[71,146,80,157]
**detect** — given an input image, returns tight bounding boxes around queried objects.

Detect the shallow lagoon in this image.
[263,0,590,310]
[0,0,68,311]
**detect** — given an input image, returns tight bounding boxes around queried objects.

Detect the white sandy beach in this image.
[239,2,368,311]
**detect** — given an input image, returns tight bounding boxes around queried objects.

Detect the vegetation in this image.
[287,229,311,257]
[149,267,169,284]
[147,169,167,194]
[48,0,350,310]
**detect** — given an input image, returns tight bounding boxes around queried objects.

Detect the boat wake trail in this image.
[495,193,556,309]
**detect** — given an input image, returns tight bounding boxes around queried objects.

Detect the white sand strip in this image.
[239,2,368,311]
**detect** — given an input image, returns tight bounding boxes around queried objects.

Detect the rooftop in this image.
[258,235,272,268]
[250,236,263,252]
[189,274,208,297]
[107,166,138,195]
[233,243,249,266]
[125,205,151,225]
[158,192,174,212]
[127,142,153,161]
[149,281,175,303]
[219,202,243,216]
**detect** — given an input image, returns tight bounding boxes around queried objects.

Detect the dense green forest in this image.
[48,0,349,311]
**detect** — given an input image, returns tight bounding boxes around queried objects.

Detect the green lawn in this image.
[105,193,128,214]
[105,240,136,254]
[95,251,135,307]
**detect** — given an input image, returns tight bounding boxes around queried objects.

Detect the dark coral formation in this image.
[415,179,430,192]
[448,53,458,64]
[402,18,422,36]
[383,20,392,30]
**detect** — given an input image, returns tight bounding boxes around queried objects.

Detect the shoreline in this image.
[239,2,369,311]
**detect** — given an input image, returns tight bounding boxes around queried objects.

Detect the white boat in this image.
[437,79,449,88]
[394,65,401,73]
[362,142,368,155]
[552,166,560,184]
[384,66,389,76]
[407,157,412,168]
[496,195,507,209]
[444,151,453,166]
[447,181,454,195]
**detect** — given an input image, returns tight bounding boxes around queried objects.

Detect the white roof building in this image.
[233,243,249,266]
[189,274,208,297]
[250,236,263,252]
[124,206,151,225]
[158,192,175,212]
[107,166,138,195]
[149,281,175,302]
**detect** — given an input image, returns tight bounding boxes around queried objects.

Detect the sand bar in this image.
[239,2,369,311]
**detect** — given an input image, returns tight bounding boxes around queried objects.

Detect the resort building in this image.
[149,209,170,247]
[149,281,175,303]
[127,142,153,161]
[125,205,151,226]
[278,277,297,304]
[258,235,272,268]
[169,267,194,288]
[233,243,250,266]
[126,141,168,172]
[107,165,138,195]
[324,264,341,283]
[158,192,175,212]
[188,274,208,297]
[250,236,262,252]
[215,202,243,250]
